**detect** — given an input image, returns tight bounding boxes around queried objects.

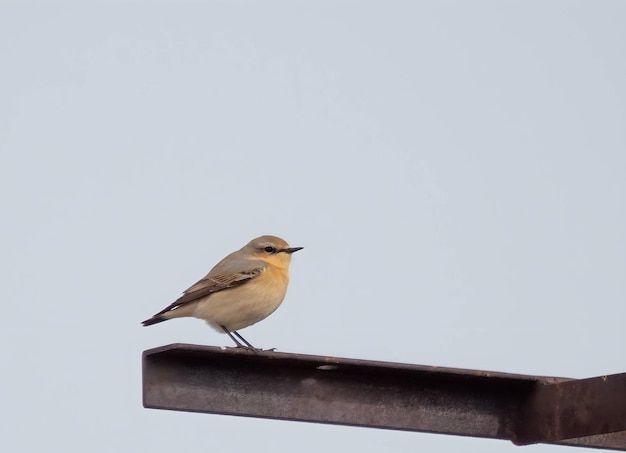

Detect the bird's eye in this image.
[264,246,276,253]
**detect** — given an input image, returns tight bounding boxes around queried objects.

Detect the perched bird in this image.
[142,235,302,349]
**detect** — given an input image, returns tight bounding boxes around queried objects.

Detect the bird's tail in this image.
[141,315,167,327]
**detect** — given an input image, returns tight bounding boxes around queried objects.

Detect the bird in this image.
[142,235,303,349]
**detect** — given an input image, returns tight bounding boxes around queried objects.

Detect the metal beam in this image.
[515,373,626,447]
[142,344,626,450]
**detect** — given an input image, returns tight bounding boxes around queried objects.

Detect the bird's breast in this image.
[193,264,291,332]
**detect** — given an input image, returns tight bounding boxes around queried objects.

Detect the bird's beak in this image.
[284,247,303,254]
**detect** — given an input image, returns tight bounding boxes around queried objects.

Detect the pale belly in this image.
[192,275,289,332]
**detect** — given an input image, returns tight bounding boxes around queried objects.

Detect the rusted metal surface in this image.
[515,373,626,446]
[142,344,626,450]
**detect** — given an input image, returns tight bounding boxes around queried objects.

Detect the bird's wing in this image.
[152,260,267,317]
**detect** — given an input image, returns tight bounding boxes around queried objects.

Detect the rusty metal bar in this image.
[142,344,626,450]
[514,373,626,446]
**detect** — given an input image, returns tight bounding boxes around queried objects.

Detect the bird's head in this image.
[244,235,303,269]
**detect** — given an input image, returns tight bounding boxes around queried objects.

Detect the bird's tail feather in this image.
[142,315,166,326]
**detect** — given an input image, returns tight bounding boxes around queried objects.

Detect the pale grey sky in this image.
[1,1,625,452]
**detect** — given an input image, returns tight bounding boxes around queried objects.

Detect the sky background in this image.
[1,1,625,452]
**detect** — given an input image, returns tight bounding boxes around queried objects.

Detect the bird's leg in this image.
[233,331,276,351]
[232,331,257,349]
[221,325,246,348]
[220,325,268,351]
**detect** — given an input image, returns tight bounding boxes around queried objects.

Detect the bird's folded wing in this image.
[152,262,265,317]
